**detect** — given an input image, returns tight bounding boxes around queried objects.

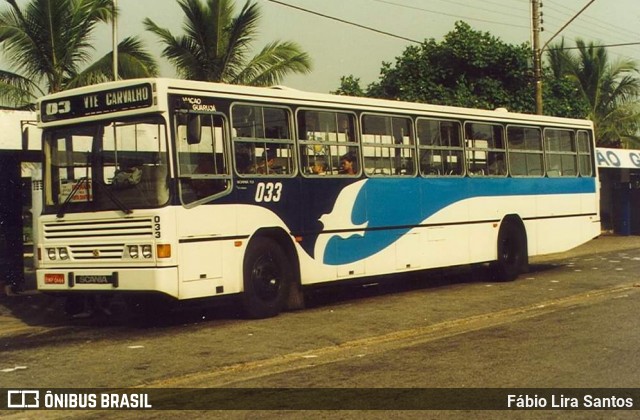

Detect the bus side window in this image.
[362,114,415,177]
[465,122,505,177]
[232,104,294,176]
[298,109,359,176]
[545,129,577,177]
[417,119,463,177]
[176,113,232,204]
[577,130,593,176]
[507,126,543,177]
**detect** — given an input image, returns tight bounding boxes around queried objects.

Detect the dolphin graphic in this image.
[315,180,368,260]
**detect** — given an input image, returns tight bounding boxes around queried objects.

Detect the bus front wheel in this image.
[242,238,290,319]
[491,219,528,282]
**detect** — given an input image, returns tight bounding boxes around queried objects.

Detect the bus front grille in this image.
[43,218,154,241]
[67,243,126,260]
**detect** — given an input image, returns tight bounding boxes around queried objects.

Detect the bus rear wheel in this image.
[491,218,528,282]
[242,238,290,319]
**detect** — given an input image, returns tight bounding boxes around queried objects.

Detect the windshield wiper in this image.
[56,178,133,217]
[56,177,89,218]
[93,179,133,215]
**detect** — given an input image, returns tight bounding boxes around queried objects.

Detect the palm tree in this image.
[0,0,158,109]
[547,39,640,147]
[546,39,572,80]
[144,0,312,86]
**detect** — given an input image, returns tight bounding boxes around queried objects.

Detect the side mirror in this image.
[186,114,202,145]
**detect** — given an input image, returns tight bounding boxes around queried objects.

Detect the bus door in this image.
[175,111,233,299]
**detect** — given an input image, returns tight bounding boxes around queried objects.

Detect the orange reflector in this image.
[295,236,303,243]
[234,241,243,247]
[156,244,172,258]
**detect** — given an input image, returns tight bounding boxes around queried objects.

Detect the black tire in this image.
[491,219,528,282]
[242,237,290,319]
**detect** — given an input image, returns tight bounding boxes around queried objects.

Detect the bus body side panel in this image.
[293,176,598,285]
[175,203,240,299]
[174,175,600,296]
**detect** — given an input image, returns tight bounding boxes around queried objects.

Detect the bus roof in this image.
[37,77,594,129]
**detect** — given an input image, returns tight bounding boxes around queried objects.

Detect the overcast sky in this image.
[6,0,640,93]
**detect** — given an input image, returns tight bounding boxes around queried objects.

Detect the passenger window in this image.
[176,113,231,204]
[297,110,359,176]
[577,130,593,176]
[232,104,295,176]
[417,119,463,176]
[507,126,543,177]
[465,122,506,176]
[361,114,415,176]
[545,129,577,177]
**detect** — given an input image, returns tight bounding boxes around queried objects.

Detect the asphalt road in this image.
[1,234,640,418]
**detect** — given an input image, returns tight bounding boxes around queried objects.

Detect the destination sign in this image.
[40,83,154,122]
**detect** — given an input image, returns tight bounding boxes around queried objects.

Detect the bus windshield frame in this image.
[42,114,170,216]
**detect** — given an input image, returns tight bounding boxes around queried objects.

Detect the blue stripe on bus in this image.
[322,177,596,265]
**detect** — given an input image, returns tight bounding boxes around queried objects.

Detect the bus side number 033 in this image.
[154,216,161,238]
[255,182,283,203]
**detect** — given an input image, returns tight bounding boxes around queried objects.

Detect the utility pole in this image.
[532,0,543,115]
[532,0,597,115]
[112,0,118,81]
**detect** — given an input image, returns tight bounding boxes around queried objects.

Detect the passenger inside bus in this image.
[339,152,357,175]
[310,160,327,175]
[248,149,277,174]
[112,160,143,188]
[193,154,215,174]
[488,154,506,175]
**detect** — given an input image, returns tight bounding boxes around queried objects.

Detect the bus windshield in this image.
[42,115,169,215]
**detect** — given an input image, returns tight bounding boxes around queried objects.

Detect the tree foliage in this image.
[0,0,158,109]
[144,0,312,86]
[332,75,365,97]
[547,39,640,147]
[336,21,587,117]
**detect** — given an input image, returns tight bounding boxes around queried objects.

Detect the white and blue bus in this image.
[36,78,600,318]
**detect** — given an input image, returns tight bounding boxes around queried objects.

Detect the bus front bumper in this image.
[36,266,179,298]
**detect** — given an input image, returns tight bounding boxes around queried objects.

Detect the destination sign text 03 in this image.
[40,83,154,122]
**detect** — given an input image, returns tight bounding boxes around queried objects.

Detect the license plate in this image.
[75,275,114,285]
[44,273,65,284]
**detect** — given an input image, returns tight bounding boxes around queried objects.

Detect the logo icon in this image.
[7,390,40,409]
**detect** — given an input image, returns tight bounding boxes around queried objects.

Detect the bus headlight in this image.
[47,248,57,260]
[128,245,139,259]
[58,247,69,260]
[141,245,153,259]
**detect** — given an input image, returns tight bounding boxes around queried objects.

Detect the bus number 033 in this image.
[154,216,161,238]
[255,182,283,203]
